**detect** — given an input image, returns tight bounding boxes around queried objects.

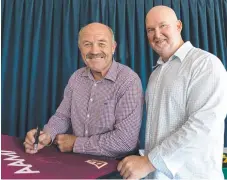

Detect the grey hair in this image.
[78,26,115,45]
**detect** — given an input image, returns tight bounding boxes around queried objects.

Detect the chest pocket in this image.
[100,100,116,127]
[90,99,116,132]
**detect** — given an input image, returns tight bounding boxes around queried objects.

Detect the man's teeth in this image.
[156,40,164,43]
[91,56,104,59]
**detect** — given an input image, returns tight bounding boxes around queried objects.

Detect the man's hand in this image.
[54,134,76,152]
[117,155,155,179]
[24,129,51,154]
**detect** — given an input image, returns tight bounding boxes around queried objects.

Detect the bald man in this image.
[118,6,227,179]
[24,22,143,158]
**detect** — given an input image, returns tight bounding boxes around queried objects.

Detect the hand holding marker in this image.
[34,126,40,151]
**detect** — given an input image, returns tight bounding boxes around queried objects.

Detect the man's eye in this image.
[160,24,166,28]
[99,43,106,47]
[147,29,154,33]
[84,43,91,47]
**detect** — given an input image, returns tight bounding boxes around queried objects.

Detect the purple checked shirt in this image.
[43,60,143,157]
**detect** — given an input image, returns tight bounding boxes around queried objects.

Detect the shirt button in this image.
[87,114,90,118]
[90,98,93,102]
[85,130,88,135]
[94,83,97,86]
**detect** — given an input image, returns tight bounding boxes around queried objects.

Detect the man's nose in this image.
[90,43,99,54]
[154,29,161,39]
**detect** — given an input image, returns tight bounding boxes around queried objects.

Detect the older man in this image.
[24,23,143,158]
[118,5,227,179]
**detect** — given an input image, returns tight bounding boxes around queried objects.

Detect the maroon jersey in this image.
[1,135,119,179]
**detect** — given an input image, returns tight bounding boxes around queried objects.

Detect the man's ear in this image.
[78,43,81,51]
[78,45,86,62]
[112,41,117,54]
[177,20,183,32]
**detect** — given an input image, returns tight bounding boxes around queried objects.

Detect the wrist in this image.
[145,156,155,172]
[71,135,77,151]
[45,133,52,146]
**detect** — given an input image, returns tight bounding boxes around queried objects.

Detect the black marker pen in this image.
[34,126,40,151]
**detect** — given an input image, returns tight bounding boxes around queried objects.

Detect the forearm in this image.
[74,129,138,157]
[73,107,142,157]
[43,74,74,141]
[43,112,71,141]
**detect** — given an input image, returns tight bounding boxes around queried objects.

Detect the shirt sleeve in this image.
[43,73,75,141]
[148,55,227,178]
[73,76,144,157]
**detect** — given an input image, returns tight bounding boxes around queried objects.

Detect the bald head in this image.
[145,6,183,61]
[146,6,178,24]
[78,23,115,45]
[78,22,117,79]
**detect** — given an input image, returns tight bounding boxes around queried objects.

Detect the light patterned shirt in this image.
[44,60,143,157]
[145,41,227,179]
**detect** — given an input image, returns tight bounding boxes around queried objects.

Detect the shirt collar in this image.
[156,41,193,65]
[81,59,118,82]
[104,59,118,82]
[174,41,193,62]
